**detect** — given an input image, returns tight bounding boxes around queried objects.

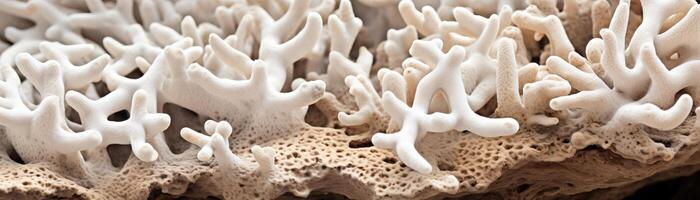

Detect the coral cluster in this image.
[1,0,700,199]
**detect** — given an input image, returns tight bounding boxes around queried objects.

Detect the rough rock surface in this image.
[1,114,700,199]
[1,0,700,199]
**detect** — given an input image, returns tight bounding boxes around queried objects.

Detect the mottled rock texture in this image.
[2,0,700,199]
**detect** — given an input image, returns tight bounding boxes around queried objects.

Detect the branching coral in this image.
[511,1,575,60]
[372,39,519,174]
[307,0,366,96]
[181,120,276,173]
[175,0,326,133]
[547,1,697,132]
[3,0,700,199]
[435,0,526,19]
[493,38,571,126]
[382,26,418,69]
[0,53,102,169]
[337,69,406,131]
[67,50,187,163]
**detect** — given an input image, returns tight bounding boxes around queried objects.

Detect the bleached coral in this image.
[181,120,276,173]
[493,38,571,126]
[163,0,327,133]
[547,0,696,132]
[0,55,102,167]
[372,39,519,173]
[2,0,700,199]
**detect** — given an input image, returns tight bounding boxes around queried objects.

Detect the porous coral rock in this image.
[546,1,700,163]
[2,0,700,199]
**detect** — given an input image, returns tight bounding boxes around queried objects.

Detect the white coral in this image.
[181,120,276,173]
[163,0,327,134]
[0,54,102,166]
[181,120,233,162]
[547,1,697,131]
[493,38,571,126]
[372,39,519,174]
[338,69,406,128]
[0,0,698,184]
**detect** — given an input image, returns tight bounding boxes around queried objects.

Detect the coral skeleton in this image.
[2,0,700,199]
[181,120,275,173]
[372,40,519,174]
[547,1,696,131]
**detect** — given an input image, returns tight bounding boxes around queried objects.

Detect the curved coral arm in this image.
[33,96,103,154]
[181,120,232,161]
[128,90,171,162]
[512,6,574,58]
[210,134,248,169]
[610,95,693,131]
[328,0,363,56]
[338,76,380,126]
[372,117,432,174]
[398,0,440,37]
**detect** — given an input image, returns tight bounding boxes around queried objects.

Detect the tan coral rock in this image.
[2,117,700,199]
[1,0,700,199]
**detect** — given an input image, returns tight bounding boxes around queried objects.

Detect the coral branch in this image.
[374,42,518,174]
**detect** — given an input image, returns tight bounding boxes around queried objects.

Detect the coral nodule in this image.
[1,0,700,199]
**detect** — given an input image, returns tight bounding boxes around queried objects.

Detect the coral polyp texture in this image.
[3,0,700,199]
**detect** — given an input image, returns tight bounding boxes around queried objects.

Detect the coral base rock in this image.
[2,116,699,199]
